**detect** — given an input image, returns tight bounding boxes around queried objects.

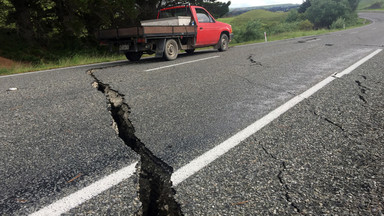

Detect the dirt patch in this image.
[0,56,16,69]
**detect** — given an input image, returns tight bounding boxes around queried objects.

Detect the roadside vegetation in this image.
[218,0,365,44]
[0,0,375,76]
[358,0,384,9]
[0,0,230,76]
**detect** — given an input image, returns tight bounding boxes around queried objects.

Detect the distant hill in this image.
[226,9,288,28]
[226,4,299,17]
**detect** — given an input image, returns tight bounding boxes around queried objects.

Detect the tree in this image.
[348,0,360,11]
[305,0,352,28]
[298,0,311,13]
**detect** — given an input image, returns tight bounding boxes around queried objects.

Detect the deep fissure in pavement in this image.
[88,70,183,215]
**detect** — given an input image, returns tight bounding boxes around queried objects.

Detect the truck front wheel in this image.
[218,34,229,52]
[125,52,143,62]
[164,39,179,61]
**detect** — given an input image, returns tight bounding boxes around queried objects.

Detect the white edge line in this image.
[30,162,137,216]
[0,60,127,79]
[30,48,382,215]
[334,49,382,78]
[171,48,382,186]
[145,56,220,72]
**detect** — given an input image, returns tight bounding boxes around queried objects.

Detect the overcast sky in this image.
[217,0,304,8]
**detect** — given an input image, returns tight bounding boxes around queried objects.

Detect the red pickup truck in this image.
[97,5,233,61]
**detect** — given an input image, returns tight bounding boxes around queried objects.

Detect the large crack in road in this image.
[88,69,183,216]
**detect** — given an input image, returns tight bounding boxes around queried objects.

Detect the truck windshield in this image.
[159,7,192,18]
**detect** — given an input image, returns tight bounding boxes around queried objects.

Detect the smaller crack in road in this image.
[88,69,183,216]
[260,144,302,214]
[355,76,371,104]
[248,55,263,66]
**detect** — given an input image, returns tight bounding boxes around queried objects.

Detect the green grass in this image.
[218,9,288,27]
[358,0,384,9]
[216,17,235,24]
[0,53,125,76]
[232,17,368,44]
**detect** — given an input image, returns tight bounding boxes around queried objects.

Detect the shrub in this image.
[234,19,264,42]
[298,19,314,30]
[267,22,300,34]
[330,17,346,29]
[286,9,300,22]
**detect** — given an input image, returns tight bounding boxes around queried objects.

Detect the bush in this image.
[234,19,264,43]
[299,19,314,30]
[267,22,300,34]
[286,9,300,22]
[305,0,350,28]
[330,17,346,29]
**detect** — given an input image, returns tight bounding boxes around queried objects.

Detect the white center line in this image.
[145,55,220,72]
[30,49,382,216]
[30,162,138,216]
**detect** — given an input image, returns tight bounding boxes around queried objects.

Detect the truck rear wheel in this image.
[125,52,142,62]
[164,39,179,61]
[218,34,229,52]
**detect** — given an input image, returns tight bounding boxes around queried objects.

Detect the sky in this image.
[217,0,304,8]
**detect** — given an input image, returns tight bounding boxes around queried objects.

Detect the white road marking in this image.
[0,60,127,79]
[30,48,382,215]
[171,48,382,186]
[144,56,220,72]
[30,162,137,216]
[334,49,382,78]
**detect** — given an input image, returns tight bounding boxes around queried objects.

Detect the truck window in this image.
[195,8,214,23]
[159,7,192,18]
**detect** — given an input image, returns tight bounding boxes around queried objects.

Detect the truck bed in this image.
[97,26,197,41]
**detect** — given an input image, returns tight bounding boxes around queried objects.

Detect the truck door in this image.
[194,8,220,46]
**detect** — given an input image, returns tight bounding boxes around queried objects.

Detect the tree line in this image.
[0,0,230,47]
[297,0,360,28]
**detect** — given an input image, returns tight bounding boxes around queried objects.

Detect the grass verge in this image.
[0,53,125,76]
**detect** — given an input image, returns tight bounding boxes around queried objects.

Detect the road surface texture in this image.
[0,12,383,215]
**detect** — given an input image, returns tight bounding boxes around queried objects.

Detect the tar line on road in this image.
[30,49,382,216]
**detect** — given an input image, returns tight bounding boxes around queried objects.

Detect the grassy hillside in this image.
[358,0,384,9]
[219,9,288,27]
[217,8,367,44]
[227,4,299,16]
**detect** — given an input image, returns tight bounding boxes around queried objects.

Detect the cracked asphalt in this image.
[175,50,384,215]
[0,12,383,215]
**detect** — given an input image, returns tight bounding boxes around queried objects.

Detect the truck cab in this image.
[158,5,233,48]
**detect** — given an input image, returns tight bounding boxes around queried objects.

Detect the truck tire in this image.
[125,52,142,62]
[164,39,179,61]
[218,34,229,52]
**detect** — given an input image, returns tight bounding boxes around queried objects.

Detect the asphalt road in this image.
[1,12,383,215]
